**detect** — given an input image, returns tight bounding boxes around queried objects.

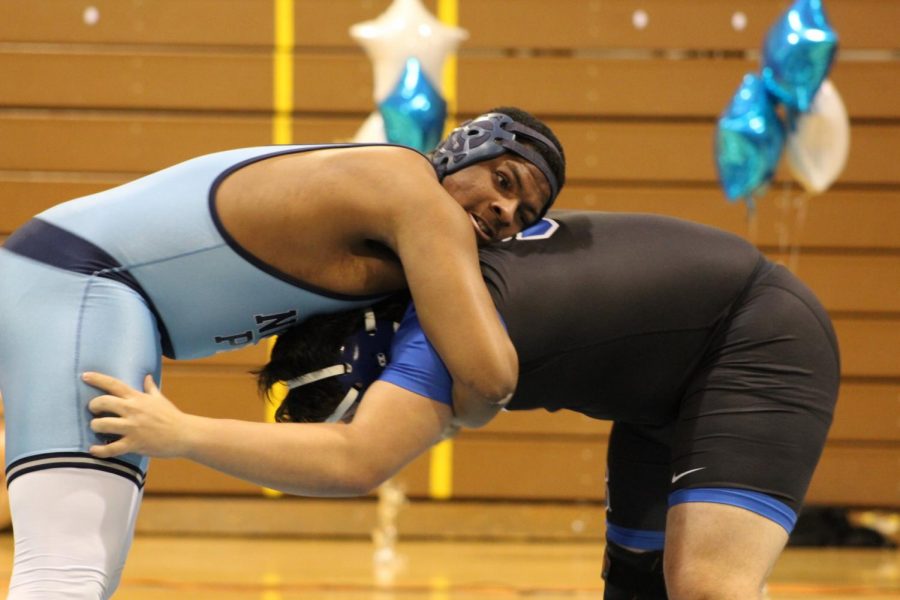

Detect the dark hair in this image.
[255,294,410,423]
[488,106,566,195]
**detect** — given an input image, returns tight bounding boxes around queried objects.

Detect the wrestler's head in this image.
[431,107,566,245]
[256,296,407,424]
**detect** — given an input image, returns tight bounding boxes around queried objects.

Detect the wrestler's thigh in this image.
[671,274,840,513]
[665,502,787,599]
[0,252,160,474]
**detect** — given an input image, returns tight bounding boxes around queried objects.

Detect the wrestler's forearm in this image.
[392,202,517,421]
[87,374,446,495]
[180,417,388,496]
[178,380,448,496]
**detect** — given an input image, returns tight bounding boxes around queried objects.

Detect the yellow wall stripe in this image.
[438,0,460,138]
[429,0,460,501]
[262,342,286,498]
[429,437,454,500]
[273,0,295,145]
[264,0,295,498]
[268,0,460,500]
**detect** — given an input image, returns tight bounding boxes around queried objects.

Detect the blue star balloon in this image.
[378,57,447,152]
[715,73,786,202]
[761,0,838,112]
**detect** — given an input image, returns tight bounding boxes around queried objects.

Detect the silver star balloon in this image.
[351,0,468,148]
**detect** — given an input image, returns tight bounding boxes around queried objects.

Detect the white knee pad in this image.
[6,467,143,599]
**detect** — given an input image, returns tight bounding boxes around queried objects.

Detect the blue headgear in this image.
[431,112,562,213]
[283,309,398,423]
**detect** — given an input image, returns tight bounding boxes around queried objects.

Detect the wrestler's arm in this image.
[335,147,514,427]
[86,373,452,496]
[85,302,460,494]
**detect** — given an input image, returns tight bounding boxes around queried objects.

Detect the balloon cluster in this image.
[715,0,848,204]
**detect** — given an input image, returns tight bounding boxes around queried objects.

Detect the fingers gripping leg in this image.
[7,468,143,599]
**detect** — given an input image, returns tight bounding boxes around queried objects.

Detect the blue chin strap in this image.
[284,309,398,423]
[431,112,562,212]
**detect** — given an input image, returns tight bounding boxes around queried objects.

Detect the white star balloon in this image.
[350,0,468,143]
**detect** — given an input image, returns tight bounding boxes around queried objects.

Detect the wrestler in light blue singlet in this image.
[0,144,383,481]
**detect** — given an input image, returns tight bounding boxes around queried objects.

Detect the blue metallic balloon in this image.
[378,57,447,152]
[761,0,838,111]
[715,73,786,202]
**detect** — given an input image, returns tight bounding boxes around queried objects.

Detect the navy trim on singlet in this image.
[3,219,175,357]
[5,452,146,489]
[207,143,424,303]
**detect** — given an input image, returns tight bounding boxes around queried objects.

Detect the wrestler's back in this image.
[214,145,408,297]
[31,144,406,359]
[479,212,764,423]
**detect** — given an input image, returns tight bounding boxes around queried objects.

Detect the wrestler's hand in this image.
[85,372,191,459]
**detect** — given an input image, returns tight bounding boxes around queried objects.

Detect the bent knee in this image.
[664,560,765,600]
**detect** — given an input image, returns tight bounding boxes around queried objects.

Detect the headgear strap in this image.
[285,364,347,390]
[282,308,398,423]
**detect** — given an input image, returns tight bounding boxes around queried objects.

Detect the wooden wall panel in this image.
[0,50,275,111]
[0,0,427,48]
[768,255,900,314]
[2,1,895,51]
[0,112,359,172]
[833,319,900,378]
[0,0,276,46]
[0,51,374,113]
[551,120,900,185]
[461,1,900,51]
[828,383,900,442]
[806,445,900,507]
[460,57,900,120]
[559,187,900,251]
[5,51,897,120]
[2,114,898,186]
[0,175,128,234]
[450,437,608,500]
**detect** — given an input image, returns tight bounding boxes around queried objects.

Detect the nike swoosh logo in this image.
[671,467,706,484]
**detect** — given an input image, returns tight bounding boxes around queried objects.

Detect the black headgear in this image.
[431,112,562,212]
[283,309,398,423]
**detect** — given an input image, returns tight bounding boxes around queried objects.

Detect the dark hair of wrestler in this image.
[255,294,410,423]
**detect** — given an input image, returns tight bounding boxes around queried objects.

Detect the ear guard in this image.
[430,112,562,210]
[284,309,398,423]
